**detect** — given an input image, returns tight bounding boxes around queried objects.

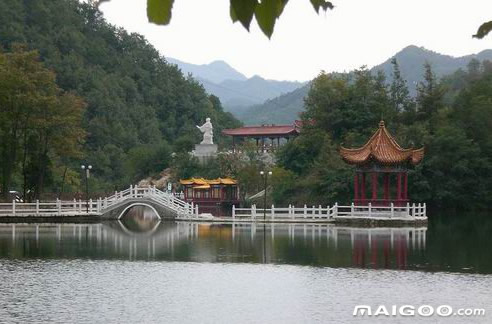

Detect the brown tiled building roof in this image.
[339,121,424,165]
[222,121,304,137]
[222,125,297,137]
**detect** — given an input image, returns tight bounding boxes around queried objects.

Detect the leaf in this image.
[310,0,334,13]
[230,4,238,23]
[255,0,281,39]
[473,21,492,39]
[277,0,289,16]
[147,0,174,25]
[230,0,257,31]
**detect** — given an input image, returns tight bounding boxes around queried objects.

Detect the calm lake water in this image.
[0,208,491,323]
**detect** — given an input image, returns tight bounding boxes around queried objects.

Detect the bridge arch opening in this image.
[118,203,162,220]
[117,219,161,236]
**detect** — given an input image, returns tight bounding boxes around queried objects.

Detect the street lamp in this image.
[260,170,272,221]
[81,164,92,213]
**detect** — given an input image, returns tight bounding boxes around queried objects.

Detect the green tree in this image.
[274,58,492,210]
[0,0,242,191]
[415,62,445,132]
[389,58,414,114]
[124,141,172,183]
[0,46,85,200]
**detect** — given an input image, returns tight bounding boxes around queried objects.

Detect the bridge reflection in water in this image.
[0,207,428,270]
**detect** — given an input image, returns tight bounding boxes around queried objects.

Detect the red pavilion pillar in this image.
[371,173,378,201]
[396,172,402,203]
[383,174,390,202]
[354,173,359,202]
[361,173,367,202]
[403,172,408,200]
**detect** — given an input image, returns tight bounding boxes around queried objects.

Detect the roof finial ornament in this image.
[379,120,385,128]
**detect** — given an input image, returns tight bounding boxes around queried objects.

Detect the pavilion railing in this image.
[354,199,410,207]
[229,202,426,222]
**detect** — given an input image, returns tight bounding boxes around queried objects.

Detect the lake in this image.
[0,208,491,323]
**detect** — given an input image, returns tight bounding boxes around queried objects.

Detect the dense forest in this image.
[0,0,240,199]
[271,59,492,209]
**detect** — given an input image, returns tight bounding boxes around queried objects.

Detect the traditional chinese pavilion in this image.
[179,178,239,215]
[222,121,302,152]
[339,121,424,207]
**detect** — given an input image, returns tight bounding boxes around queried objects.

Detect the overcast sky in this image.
[100,0,492,81]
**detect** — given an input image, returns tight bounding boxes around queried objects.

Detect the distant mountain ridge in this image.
[167,57,305,113]
[166,58,247,83]
[239,45,492,125]
[372,45,492,95]
[237,85,310,125]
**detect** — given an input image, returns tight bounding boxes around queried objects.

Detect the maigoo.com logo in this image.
[353,305,485,317]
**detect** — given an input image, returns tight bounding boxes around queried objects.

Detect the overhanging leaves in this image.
[230,0,257,30]
[147,0,174,25]
[103,0,489,41]
[277,0,290,17]
[255,0,283,39]
[310,0,334,13]
[473,21,492,39]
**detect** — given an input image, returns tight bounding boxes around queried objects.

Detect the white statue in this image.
[196,117,214,145]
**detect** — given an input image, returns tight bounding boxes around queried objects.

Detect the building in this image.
[339,121,424,207]
[179,178,239,215]
[222,121,302,153]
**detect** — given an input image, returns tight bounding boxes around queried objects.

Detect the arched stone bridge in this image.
[98,186,198,220]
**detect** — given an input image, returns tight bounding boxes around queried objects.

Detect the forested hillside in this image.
[271,60,492,209]
[237,45,492,125]
[0,0,240,197]
[373,45,492,95]
[237,85,310,125]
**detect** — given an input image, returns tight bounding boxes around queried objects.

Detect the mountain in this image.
[168,58,304,113]
[238,45,492,125]
[237,85,310,125]
[212,76,304,111]
[167,58,247,83]
[372,45,492,95]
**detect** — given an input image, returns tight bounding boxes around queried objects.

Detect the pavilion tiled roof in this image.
[339,121,424,165]
[179,178,238,188]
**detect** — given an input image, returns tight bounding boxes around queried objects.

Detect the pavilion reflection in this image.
[347,227,424,269]
[0,221,427,269]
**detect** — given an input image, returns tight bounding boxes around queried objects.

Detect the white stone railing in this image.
[0,199,100,217]
[0,188,426,221]
[231,202,426,222]
[0,185,198,218]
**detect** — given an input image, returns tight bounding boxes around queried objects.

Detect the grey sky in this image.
[100,0,492,81]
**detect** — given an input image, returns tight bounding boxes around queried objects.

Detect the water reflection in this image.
[1,212,492,274]
[0,221,424,269]
[118,206,161,235]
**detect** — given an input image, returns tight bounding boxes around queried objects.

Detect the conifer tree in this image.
[389,58,413,114]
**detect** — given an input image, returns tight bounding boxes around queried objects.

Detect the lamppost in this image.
[81,164,92,213]
[260,170,272,221]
